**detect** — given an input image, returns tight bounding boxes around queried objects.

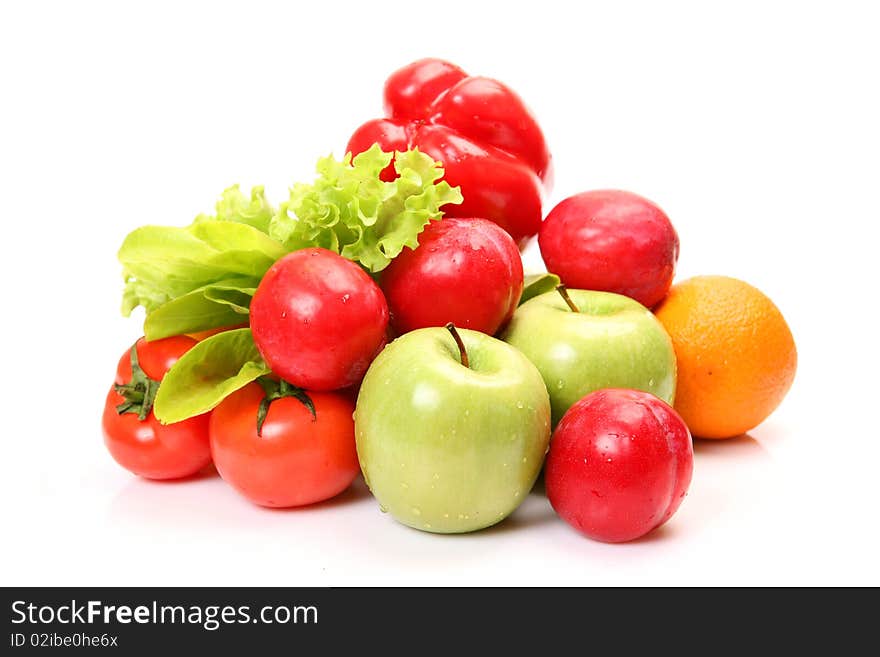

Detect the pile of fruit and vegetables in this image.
[102,58,797,543]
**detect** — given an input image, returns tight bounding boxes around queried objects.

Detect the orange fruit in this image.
[654,275,796,439]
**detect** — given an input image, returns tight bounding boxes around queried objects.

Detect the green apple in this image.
[355,326,551,534]
[502,288,676,426]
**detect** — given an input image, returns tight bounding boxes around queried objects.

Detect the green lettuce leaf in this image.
[119,220,285,316]
[520,272,561,305]
[118,149,460,343]
[142,278,256,340]
[269,144,463,272]
[194,184,274,234]
[153,328,269,424]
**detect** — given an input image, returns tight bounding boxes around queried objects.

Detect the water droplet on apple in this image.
[379,504,388,513]
[522,456,527,463]
[648,378,655,386]
[556,380,564,390]
[443,513,450,519]
[606,458,612,463]
[384,379,391,385]
[433,473,440,480]
[516,401,524,409]
[424,523,432,529]
[341,293,350,304]
[280,311,287,319]
[401,482,409,489]
[514,490,520,498]
[412,507,421,516]
[464,409,470,416]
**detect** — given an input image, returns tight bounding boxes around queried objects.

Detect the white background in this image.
[1,0,878,586]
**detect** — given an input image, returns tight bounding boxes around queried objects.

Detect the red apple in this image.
[380,217,524,335]
[539,190,679,308]
[250,248,389,391]
[545,388,693,543]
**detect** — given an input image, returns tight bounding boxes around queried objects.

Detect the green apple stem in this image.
[445,322,470,369]
[556,284,580,313]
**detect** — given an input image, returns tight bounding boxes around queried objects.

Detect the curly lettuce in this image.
[270,145,462,272]
[194,184,274,234]
[118,147,461,340]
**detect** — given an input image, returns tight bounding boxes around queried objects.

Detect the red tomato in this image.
[249,248,389,391]
[539,190,680,308]
[545,389,693,543]
[380,217,524,335]
[113,335,196,384]
[103,337,212,480]
[209,382,359,508]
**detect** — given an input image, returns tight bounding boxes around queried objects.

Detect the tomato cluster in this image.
[103,329,362,505]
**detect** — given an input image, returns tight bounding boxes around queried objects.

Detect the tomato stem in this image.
[445,322,470,369]
[556,284,580,313]
[113,341,160,421]
[255,377,316,437]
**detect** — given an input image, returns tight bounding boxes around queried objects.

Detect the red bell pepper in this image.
[346,58,552,246]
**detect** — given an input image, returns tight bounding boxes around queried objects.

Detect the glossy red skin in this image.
[346,58,551,245]
[249,248,389,391]
[383,59,467,121]
[210,383,359,508]
[113,335,197,384]
[103,336,212,480]
[380,217,524,335]
[539,190,680,308]
[545,389,693,543]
